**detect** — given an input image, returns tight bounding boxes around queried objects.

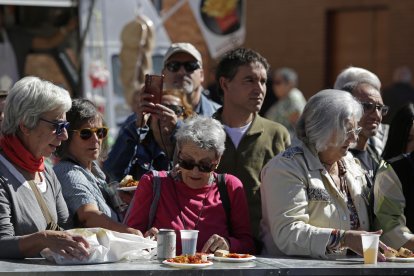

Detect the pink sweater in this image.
[126,171,255,254]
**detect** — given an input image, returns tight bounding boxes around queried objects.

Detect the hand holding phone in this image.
[144,74,164,105]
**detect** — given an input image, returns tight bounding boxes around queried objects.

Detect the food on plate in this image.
[119,175,139,188]
[384,247,399,258]
[384,246,414,258]
[225,253,253,258]
[214,249,229,257]
[398,247,414,258]
[195,252,212,262]
[166,255,209,264]
[213,250,252,258]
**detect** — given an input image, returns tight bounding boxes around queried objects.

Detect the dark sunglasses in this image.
[165,61,201,73]
[71,127,109,140]
[164,104,185,116]
[39,118,70,136]
[177,152,217,173]
[361,102,389,116]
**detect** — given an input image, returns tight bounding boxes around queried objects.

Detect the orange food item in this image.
[166,255,209,264]
[225,253,252,258]
[119,175,139,187]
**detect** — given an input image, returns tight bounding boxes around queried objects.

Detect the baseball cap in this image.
[163,43,203,67]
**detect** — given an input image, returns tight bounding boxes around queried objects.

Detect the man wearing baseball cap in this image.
[104,42,220,184]
[162,42,220,117]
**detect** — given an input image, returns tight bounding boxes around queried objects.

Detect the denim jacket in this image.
[103,114,172,182]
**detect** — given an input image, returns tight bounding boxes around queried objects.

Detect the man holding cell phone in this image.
[104,43,220,183]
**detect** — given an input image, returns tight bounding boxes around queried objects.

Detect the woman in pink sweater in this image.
[126,116,254,254]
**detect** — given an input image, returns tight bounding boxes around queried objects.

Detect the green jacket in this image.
[213,109,291,239]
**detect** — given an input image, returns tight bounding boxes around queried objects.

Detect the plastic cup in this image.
[361,233,380,264]
[180,230,199,255]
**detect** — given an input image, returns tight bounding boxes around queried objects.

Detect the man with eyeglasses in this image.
[162,42,220,116]
[341,80,388,189]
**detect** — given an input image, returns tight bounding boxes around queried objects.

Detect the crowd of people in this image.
[1,40,414,264]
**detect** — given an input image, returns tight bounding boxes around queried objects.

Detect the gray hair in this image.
[274,67,298,86]
[295,89,363,152]
[334,66,381,90]
[2,76,72,135]
[175,116,226,156]
[340,78,380,94]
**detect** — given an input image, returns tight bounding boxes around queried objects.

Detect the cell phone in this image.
[144,74,164,104]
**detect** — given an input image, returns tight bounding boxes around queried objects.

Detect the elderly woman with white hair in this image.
[126,115,255,254]
[260,90,387,260]
[0,77,89,259]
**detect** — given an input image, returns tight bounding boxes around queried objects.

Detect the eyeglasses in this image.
[361,102,389,116]
[164,104,185,116]
[71,127,109,140]
[177,152,217,173]
[346,127,363,138]
[165,61,201,73]
[39,118,70,136]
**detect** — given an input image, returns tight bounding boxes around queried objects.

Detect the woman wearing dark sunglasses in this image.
[126,116,255,254]
[54,98,142,236]
[0,77,90,259]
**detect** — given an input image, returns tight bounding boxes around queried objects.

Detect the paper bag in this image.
[41,228,156,265]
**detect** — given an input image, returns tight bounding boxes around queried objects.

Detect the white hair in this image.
[296,89,363,152]
[175,115,226,156]
[2,76,72,135]
[334,66,381,90]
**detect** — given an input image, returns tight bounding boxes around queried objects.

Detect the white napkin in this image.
[41,228,156,265]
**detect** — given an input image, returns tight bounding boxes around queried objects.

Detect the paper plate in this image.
[213,255,256,262]
[386,257,414,263]
[162,260,213,268]
[117,186,137,192]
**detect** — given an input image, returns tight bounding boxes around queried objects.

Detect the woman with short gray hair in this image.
[126,115,255,254]
[261,89,388,260]
[0,76,90,259]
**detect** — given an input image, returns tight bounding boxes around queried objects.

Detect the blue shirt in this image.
[54,160,119,223]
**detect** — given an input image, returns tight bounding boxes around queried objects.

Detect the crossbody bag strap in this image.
[217,173,232,234]
[28,180,53,225]
[147,170,161,231]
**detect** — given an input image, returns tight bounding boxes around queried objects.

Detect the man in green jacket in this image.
[213,48,290,251]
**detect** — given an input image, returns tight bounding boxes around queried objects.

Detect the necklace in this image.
[173,178,214,230]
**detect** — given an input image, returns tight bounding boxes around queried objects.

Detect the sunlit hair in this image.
[175,115,226,156]
[340,78,379,95]
[55,98,108,161]
[295,89,363,152]
[163,88,194,118]
[334,66,381,90]
[2,76,72,136]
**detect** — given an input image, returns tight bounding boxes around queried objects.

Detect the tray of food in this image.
[117,175,139,191]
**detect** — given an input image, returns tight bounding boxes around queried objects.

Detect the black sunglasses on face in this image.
[71,127,109,140]
[165,61,200,73]
[164,104,185,116]
[361,102,389,116]
[178,158,217,173]
[39,118,70,136]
